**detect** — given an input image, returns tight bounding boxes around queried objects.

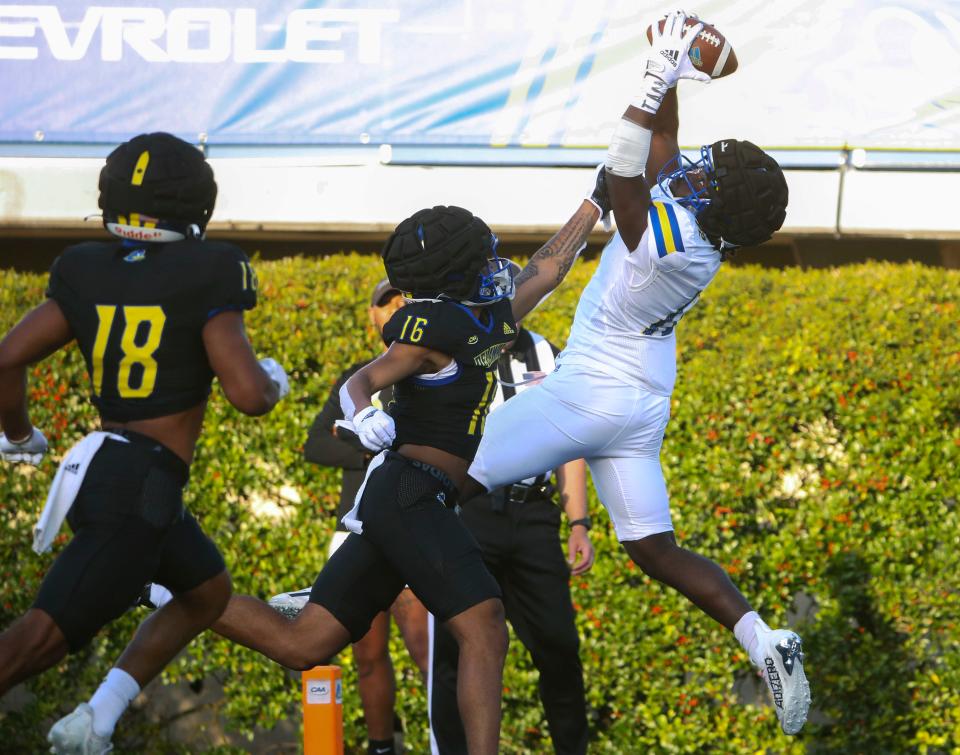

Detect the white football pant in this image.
[469,365,674,542]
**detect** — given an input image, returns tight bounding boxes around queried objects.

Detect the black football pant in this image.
[430,493,588,755]
[33,431,225,650]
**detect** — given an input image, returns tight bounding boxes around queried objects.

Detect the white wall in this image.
[5,156,951,241]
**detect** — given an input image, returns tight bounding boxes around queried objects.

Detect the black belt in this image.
[491,480,554,510]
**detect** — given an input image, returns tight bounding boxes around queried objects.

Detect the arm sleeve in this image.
[45,254,73,307]
[304,368,368,469]
[202,244,258,317]
[381,302,454,351]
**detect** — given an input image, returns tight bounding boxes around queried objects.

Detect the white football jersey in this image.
[558,185,721,395]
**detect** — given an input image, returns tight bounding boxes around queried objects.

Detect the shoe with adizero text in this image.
[48,703,113,754]
[758,627,810,735]
[269,588,311,620]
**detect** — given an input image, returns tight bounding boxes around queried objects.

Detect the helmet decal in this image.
[131,151,150,186]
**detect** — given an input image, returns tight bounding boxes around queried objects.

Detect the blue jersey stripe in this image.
[664,202,684,253]
[648,204,667,257]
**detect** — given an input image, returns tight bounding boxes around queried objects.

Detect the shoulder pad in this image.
[382,300,455,352]
[45,242,107,305]
[199,242,258,316]
[46,251,72,303]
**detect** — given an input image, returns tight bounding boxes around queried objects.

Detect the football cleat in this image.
[758,627,811,735]
[268,588,312,620]
[48,703,113,754]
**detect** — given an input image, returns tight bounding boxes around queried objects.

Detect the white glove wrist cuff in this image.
[354,405,379,423]
[605,119,652,178]
[632,59,671,116]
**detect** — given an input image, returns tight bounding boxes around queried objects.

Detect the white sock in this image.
[733,611,770,670]
[150,583,173,609]
[89,668,141,737]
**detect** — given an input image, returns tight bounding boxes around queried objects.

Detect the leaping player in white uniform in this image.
[466,11,811,736]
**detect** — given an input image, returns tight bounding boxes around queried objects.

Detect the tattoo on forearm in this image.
[517,205,595,289]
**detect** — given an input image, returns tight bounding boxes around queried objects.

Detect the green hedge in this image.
[1,255,958,754]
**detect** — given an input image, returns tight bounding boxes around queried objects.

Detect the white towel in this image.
[340,450,387,535]
[32,431,128,554]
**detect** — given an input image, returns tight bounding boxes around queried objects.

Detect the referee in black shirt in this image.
[429,326,595,755]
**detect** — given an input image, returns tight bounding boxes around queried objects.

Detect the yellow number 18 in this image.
[92,305,167,398]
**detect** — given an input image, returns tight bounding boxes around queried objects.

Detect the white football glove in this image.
[259,358,290,401]
[353,405,396,452]
[650,11,709,85]
[636,11,708,116]
[0,427,48,466]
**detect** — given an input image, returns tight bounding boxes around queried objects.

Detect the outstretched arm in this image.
[606,11,705,251]
[510,200,600,323]
[606,87,680,251]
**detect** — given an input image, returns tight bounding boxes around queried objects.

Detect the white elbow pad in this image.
[605,119,652,178]
[339,382,357,422]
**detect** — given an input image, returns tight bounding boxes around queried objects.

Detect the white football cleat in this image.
[48,703,113,754]
[268,587,312,620]
[758,627,811,735]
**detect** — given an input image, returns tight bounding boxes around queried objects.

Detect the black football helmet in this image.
[382,206,514,305]
[98,132,217,243]
[657,139,788,249]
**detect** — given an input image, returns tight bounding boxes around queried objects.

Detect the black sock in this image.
[368,738,396,755]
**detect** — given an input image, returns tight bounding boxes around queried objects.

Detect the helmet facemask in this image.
[459,235,515,306]
[656,146,718,217]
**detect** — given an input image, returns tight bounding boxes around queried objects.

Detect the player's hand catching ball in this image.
[353,405,396,452]
[647,10,709,86]
[0,427,48,466]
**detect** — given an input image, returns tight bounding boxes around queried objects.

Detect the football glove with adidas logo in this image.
[637,10,710,115]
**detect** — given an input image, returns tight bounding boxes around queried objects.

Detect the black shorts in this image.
[33,430,225,651]
[310,452,501,642]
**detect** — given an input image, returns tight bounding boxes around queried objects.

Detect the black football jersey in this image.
[381,297,517,460]
[46,239,257,422]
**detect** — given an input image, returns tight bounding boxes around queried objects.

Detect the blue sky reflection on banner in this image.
[1,0,958,149]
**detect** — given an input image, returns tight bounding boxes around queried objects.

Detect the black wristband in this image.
[569,516,592,531]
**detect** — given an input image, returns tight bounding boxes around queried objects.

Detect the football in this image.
[645,16,738,79]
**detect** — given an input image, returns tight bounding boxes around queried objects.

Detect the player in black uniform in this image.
[185,196,602,754]
[0,133,288,753]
